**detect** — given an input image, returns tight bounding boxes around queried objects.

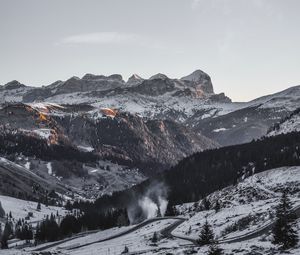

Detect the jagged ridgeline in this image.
[82,131,300,214]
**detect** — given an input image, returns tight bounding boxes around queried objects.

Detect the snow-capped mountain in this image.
[4,69,230,106]
[2,70,300,146]
[190,85,300,145]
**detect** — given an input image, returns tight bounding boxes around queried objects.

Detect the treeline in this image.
[0,218,34,248]
[35,209,129,243]
[0,208,129,248]
[72,131,300,216]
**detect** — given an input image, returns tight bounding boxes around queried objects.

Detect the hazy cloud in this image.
[58,31,184,53]
[60,32,141,45]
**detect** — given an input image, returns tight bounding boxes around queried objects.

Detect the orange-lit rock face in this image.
[100,108,117,118]
[39,113,47,121]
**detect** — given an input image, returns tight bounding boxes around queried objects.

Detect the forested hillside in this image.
[165,131,300,205]
[83,131,300,219]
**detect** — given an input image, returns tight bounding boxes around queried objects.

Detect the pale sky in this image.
[1,0,300,101]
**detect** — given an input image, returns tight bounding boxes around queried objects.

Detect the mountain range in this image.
[1,69,300,200]
[1,69,299,147]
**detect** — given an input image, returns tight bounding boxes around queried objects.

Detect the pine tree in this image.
[165,202,176,216]
[272,191,298,249]
[203,198,211,211]
[0,202,5,218]
[157,206,162,217]
[65,200,72,211]
[37,202,41,211]
[116,210,130,227]
[151,231,158,243]
[35,223,42,242]
[1,222,13,249]
[214,200,220,213]
[121,245,129,254]
[197,219,214,246]
[0,223,2,248]
[208,242,223,255]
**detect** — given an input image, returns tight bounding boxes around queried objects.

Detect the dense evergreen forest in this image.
[0,128,98,163]
[0,127,164,175]
[74,131,300,216]
[34,208,129,243]
[165,131,300,205]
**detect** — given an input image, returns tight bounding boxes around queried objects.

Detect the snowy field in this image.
[0,195,66,225]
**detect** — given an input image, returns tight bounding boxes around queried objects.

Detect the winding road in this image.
[32,205,300,253]
[219,205,300,244]
[33,217,185,252]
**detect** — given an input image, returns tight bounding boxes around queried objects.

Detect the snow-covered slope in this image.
[0,195,66,225]
[28,219,185,254]
[174,166,300,241]
[6,166,299,255]
[267,108,300,136]
[246,85,300,111]
[0,85,32,103]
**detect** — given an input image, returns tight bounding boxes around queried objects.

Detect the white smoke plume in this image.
[127,181,168,224]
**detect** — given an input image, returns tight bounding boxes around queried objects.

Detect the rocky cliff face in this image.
[15,69,227,103]
[180,69,214,94]
[0,103,217,173]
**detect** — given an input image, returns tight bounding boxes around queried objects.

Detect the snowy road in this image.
[31,205,300,254]
[33,217,187,252]
[219,205,300,244]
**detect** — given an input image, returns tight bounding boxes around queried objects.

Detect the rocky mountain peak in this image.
[181,69,209,82]
[181,70,214,94]
[149,73,169,80]
[126,74,144,86]
[82,73,123,82]
[3,80,26,90]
